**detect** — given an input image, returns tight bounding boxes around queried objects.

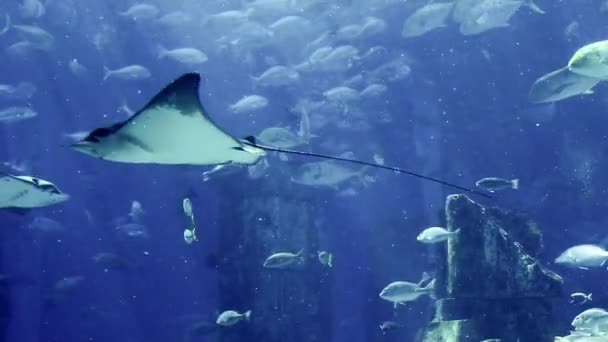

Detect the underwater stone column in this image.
[215,169,332,342]
[422,194,563,342]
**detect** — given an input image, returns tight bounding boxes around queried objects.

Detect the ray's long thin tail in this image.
[242,138,491,198]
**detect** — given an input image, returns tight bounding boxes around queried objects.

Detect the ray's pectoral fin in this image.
[71,73,262,166]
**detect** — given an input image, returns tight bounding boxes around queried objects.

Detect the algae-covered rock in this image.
[443,194,562,299]
[423,194,563,342]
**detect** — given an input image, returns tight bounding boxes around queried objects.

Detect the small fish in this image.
[257,127,305,149]
[379,273,435,307]
[475,177,519,192]
[184,228,197,244]
[157,11,192,27]
[360,83,387,99]
[570,292,592,305]
[555,245,608,270]
[128,200,145,223]
[318,251,333,267]
[263,249,304,269]
[103,65,151,81]
[0,106,37,123]
[358,17,387,40]
[119,3,159,21]
[183,198,194,218]
[54,276,84,291]
[13,25,54,50]
[201,164,240,181]
[324,86,360,103]
[402,2,454,38]
[229,95,268,114]
[291,161,367,187]
[251,66,299,87]
[157,47,208,65]
[202,9,252,30]
[6,41,36,58]
[379,321,402,334]
[0,82,36,101]
[568,40,608,79]
[417,227,460,244]
[529,67,599,104]
[571,308,608,332]
[216,310,251,326]
[459,0,543,36]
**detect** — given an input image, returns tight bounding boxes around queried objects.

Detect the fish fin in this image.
[418,272,430,286]
[393,302,398,309]
[103,66,111,81]
[578,266,590,270]
[421,278,436,292]
[244,310,251,321]
[296,248,305,260]
[583,89,594,95]
[511,179,519,189]
[526,0,545,14]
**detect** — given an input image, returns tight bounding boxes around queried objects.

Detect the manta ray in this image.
[71,73,487,197]
[0,174,69,208]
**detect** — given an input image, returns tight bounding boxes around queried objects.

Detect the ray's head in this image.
[70,126,118,159]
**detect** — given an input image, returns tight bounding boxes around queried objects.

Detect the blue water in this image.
[1,0,607,341]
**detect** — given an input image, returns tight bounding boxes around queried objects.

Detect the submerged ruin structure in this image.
[422,194,563,342]
[216,173,332,342]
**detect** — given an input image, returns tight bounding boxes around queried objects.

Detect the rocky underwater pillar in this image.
[215,173,332,342]
[422,194,563,342]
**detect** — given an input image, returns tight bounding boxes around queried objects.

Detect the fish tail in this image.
[328,253,333,268]
[249,75,258,90]
[103,66,112,81]
[526,0,545,14]
[511,179,519,190]
[452,228,461,235]
[156,45,167,60]
[588,293,593,301]
[244,310,251,321]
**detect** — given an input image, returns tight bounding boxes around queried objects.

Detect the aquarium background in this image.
[0,0,607,341]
